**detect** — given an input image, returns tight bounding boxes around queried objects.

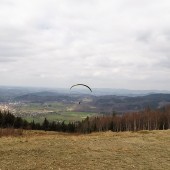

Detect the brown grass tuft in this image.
[0,128,23,137]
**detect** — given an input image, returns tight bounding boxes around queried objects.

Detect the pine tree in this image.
[42,118,49,131]
[14,117,23,128]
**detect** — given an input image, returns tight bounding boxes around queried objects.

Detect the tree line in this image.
[0,110,76,132]
[0,105,170,133]
[78,106,170,133]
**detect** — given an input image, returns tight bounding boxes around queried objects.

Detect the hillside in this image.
[93,93,170,113]
[0,130,169,170]
[14,92,170,113]
[1,86,170,117]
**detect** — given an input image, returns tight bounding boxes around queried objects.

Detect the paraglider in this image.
[70,84,92,104]
[70,84,92,92]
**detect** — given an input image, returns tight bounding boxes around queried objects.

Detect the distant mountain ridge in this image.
[1,86,170,113]
[92,88,170,96]
[1,86,170,96]
[13,91,170,113]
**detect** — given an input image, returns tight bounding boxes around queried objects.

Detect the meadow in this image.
[24,111,97,124]
[0,130,169,170]
[15,102,98,123]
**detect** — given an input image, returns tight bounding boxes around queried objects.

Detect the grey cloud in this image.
[136,31,152,43]
[0,0,170,90]
[0,57,17,63]
[154,56,170,69]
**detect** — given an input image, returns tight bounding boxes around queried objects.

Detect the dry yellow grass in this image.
[0,130,170,170]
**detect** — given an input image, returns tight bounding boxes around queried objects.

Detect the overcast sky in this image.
[0,0,170,90]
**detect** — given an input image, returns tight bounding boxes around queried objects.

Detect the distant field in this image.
[15,102,67,114]
[0,130,169,170]
[14,102,98,123]
[24,111,98,123]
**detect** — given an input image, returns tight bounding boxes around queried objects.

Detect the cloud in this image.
[0,0,170,90]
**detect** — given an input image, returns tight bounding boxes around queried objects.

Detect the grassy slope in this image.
[0,130,170,170]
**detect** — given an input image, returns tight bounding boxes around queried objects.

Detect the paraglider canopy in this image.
[70,84,92,92]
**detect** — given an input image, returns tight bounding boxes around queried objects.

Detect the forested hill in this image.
[1,86,170,113]
[12,92,170,113]
[15,91,74,103]
[93,93,170,113]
